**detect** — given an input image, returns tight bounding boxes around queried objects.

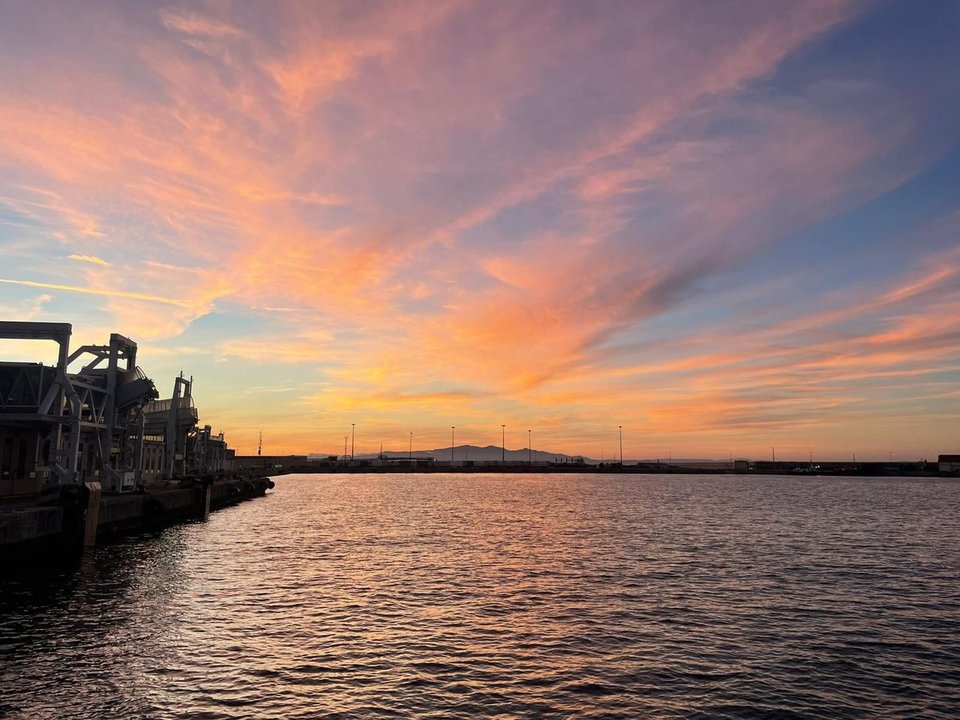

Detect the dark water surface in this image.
[2,473,959,719]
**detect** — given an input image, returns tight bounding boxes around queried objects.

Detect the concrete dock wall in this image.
[1,477,273,559]
[0,506,62,550]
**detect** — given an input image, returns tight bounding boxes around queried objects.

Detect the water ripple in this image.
[2,473,960,718]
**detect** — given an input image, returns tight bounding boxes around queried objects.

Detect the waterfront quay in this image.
[1,476,274,559]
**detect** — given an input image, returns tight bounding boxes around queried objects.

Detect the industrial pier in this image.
[0,321,272,558]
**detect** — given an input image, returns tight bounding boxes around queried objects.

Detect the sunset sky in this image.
[1,1,958,460]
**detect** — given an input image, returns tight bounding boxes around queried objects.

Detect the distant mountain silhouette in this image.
[365,443,716,465]
[371,444,580,463]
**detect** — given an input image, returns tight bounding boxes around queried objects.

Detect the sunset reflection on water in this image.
[2,473,959,718]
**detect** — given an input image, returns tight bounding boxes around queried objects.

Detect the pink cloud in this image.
[0,0,956,457]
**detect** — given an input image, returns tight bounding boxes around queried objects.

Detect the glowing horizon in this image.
[1,1,958,461]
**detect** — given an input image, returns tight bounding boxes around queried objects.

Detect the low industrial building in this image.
[938,455,960,475]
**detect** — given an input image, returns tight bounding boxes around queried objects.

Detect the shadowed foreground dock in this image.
[1,476,274,559]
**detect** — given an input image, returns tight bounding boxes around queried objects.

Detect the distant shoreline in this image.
[243,461,950,479]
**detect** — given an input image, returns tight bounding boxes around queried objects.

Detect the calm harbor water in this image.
[2,473,959,719]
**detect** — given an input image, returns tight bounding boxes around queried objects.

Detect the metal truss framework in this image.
[2,321,229,492]
[0,322,159,490]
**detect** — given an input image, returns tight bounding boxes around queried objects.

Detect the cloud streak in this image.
[0,278,193,307]
[68,254,111,267]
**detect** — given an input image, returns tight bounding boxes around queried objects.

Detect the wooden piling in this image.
[83,482,102,548]
[201,481,212,520]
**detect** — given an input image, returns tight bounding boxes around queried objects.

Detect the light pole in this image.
[618,425,623,465]
[451,426,455,464]
[351,423,355,460]
[501,424,505,463]
[528,429,532,464]
[343,435,347,459]
[409,432,413,461]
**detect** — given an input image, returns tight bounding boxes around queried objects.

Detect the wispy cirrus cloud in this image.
[159,9,248,39]
[0,278,191,307]
[68,254,111,267]
[0,0,957,456]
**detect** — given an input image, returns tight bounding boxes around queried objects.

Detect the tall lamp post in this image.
[451,426,455,464]
[351,423,355,460]
[528,429,532,464]
[501,424,506,463]
[409,431,413,461]
[619,425,623,465]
